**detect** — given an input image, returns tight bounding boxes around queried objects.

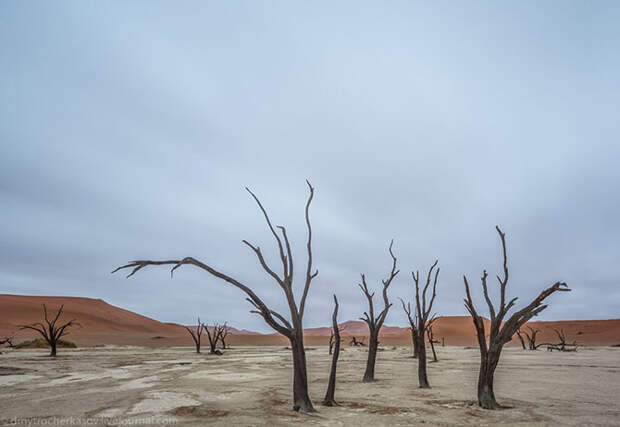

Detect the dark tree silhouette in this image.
[19,305,78,357]
[112,182,318,412]
[548,328,578,352]
[217,322,230,349]
[399,298,419,359]
[407,260,440,388]
[184,317,204,353]
[523,326,546,350]
[463,226,570,409]
[323,295,341,406]
[204,323,224,355]
[349,336,366,346]
[358,241,399,382]
[427,321,439,363]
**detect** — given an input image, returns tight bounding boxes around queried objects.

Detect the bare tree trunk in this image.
[290,334,313,412]
[416,333,429,388]
[477,347,501,409]
[411,328,419,358]
[363,332,379,382]
[323,295,340,406]
[50,343,57,358]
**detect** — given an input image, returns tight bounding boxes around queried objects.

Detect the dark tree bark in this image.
[358,241,399,382]
[549,328,578,352]
[112,181,318,412]
[19,305,78,357]
[323,295,341,406]
[184,317,203,353]
[463,226,570,409]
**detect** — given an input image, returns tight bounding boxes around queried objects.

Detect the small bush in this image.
[15,338,77,349]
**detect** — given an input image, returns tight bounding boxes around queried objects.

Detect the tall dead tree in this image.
[358,241,399,382]
[463,226,570,409]
[204,323,224,355]
[323,295,341,406]
[184,318,204,353]
[218,322,230,349]
[19,305,77,357]
[112,181,318,412]
[409,260,440,388]
[399,298,419,359]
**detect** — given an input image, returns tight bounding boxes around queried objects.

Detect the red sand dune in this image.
[1,294,618,347]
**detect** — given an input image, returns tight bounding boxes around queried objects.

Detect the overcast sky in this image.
[1,1,618,332]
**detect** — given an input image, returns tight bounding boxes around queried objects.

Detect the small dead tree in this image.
[204,323,224,355]
[323,295,341,406]
[427,321,440,363]
[113,182,318,412]
[549,328,578,352]
[410,260,440,388]
[19,305,78,357]
[358,241,399,382]
[524,326,544,350]
[463,226,570,409]
[184,317,204,353]
[399,298,419,359]
[0,335,14,348]
[349,336,366,346]
[218,322,230,349]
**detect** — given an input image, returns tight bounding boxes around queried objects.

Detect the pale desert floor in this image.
[1,345,619,426]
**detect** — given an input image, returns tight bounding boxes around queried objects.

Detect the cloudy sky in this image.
[1,1,618,332]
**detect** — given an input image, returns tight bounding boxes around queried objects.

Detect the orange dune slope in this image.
[1,294,618,347]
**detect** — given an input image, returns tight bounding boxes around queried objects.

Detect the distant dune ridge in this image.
[1,294,618,347]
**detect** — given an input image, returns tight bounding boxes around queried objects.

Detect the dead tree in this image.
[218,322,230,349]
[358,241,399,382]
[524,326,545,350]
[0,335,14,348]
[549,328,578,352]
[399,298,419,359]
[463,226,570,409]
[329,324,346,355]
[204,323,224,355]
[349,336,366,346]
[112,181,318,412]
[19,304,78,357]
[427,321,440,363]
[184,317,204,353]
[323,295,341,406]
[410,260,440,388]
[515,329,527,349]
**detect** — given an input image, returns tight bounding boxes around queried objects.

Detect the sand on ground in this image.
[1,345,619,426]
